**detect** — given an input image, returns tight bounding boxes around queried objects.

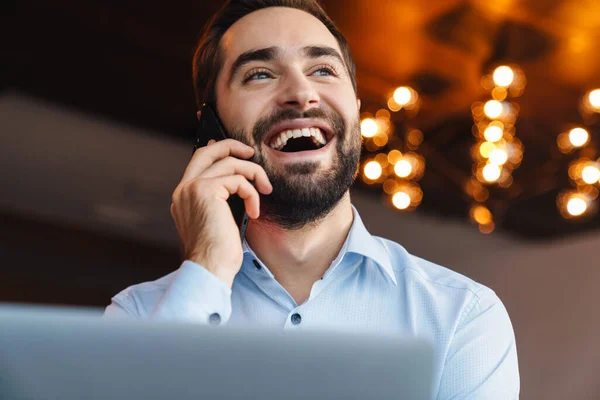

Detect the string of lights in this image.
[556,89,600,218]
[468,65,526,233]
[360,86,425,211]
[357,75,599,234]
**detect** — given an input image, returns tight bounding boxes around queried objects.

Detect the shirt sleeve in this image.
[103,260,233,325]
[437,288,520,399]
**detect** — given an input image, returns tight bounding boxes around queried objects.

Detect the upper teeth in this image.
[269,127,327,150]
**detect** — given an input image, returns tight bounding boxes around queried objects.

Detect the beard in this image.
[231,107,361,230]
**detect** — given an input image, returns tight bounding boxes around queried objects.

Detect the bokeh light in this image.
[375,109,391,120]
[582,164,600,184]
[484,124,504,142]
[407,129,424,148]
[489,148,508,165]
[383,179,398,194]
[491,87,508,101]
[569,127,589,147]
[373,131,389,147]
[567,196,587,216]
[360,118,378,138]
[393,87,412,106]
[470,204,493,225]
[364,161,382,180]
[493,66,515,87]
[588,89,600,108]
[484,100,503,119]
[482,163,501,182]
[479,142,496,158]
[374,153,390,168]
[479,221,495,234]
[387,150,403,164]
[392,191,411,210]
[394,159,413,178]
[387,97,401,112]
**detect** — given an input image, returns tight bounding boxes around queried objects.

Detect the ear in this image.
[196,110,202,120]
[356,98,361,111]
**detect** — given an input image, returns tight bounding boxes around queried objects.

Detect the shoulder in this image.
[110,271,177,318]
[375,236,499,323]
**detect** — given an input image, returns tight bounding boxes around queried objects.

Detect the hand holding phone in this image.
[194,104,251,240]
[169,104,272,287]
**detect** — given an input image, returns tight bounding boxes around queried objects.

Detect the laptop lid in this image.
[0,305,434,400]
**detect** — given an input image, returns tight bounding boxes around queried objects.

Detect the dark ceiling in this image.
[2,0,599,240]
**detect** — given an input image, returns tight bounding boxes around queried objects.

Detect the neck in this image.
[245,192,354,305]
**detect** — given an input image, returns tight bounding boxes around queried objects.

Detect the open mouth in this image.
[267,127,328,153]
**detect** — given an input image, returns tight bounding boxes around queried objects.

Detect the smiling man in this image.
[105,0,519,397]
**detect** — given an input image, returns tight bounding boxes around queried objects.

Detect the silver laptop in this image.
[0,304,434,399]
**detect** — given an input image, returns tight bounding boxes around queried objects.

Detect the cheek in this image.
[218,93,258,141]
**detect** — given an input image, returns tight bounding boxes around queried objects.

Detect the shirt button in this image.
[252,259,262,270]
[291,313,302,325]
[208,313,221,326]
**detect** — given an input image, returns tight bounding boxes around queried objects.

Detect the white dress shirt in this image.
[106,207,519,398]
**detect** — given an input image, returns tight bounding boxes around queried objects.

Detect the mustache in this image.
[252,108,345,144]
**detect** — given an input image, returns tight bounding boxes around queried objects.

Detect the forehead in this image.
[220,7,341,62]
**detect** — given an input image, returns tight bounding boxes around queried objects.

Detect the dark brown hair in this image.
[192,0,357,108]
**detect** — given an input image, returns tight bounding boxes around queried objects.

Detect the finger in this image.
[200,157,272,194]
[182,139,255,183]
[213,175,261,219]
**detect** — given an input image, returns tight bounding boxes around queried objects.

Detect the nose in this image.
[276,70,320,111]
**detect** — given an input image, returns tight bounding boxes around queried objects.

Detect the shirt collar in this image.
[343,206,397,285]
[241,205,397,285]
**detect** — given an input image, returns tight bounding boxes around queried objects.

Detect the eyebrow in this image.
[227,45,345,84]
[228,46,281,85]
[302,45,345,66]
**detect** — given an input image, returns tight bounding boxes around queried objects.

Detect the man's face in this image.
[214,7,361,228]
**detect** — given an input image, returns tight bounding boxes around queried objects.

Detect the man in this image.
[105,0,520,397]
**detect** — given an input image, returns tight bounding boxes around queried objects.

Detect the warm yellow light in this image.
[360,118,378,138]
[479,142,496,158]
[567,197,587,216]
[387,150,403,164]
[374,153,390,167]
[376,109,391,120]
[479,222,495,234]
[471,205,492,225]
[484,100,503,119]
[491,87,508,101]
[394,159,413,178]
[387,97,401,112]
[383,179,398,194]
[393,87,412,106]
[482,164,501,182]
[588,89,600,108]
[407,129,424,147]
[569,127,589,147]
[392,191,411,210]
[373,131,389,147]
[489,149,508,165]
[484,125,503,142]
[364,161,382,180]
[582,165,600,184]
[493,66,515,87]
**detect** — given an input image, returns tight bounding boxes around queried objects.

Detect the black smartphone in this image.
[193,103,250,241]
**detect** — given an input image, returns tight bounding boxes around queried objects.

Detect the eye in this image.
[243,69,272,83]
[311,65,338,77]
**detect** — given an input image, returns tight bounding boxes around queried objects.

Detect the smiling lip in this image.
[265,135,336,162]
[263,118,334,145]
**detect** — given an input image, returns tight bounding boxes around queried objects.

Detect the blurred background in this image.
[1,0,599,398]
